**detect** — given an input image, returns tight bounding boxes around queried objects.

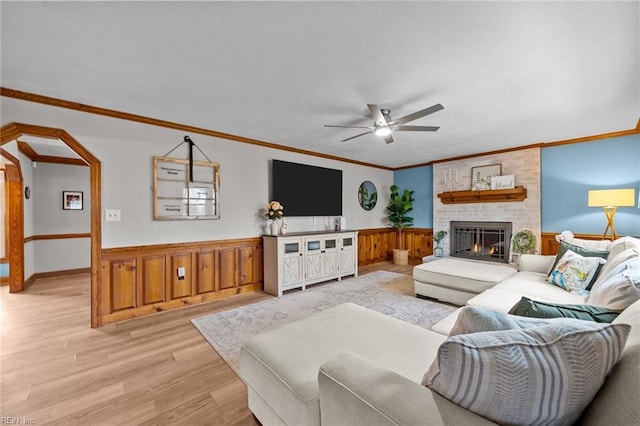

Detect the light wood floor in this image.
[0,261,416,425]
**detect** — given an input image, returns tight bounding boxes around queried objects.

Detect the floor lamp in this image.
[587,188,636,240]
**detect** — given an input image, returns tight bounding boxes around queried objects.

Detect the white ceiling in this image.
[1,1,638,169]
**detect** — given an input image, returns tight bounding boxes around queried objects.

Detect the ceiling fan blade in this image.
[367,104,387,125]
[395,125,440,132]
[325,124,373,129]
[394,103,444,125]
[383,134,394,144]
[341,130,374,142]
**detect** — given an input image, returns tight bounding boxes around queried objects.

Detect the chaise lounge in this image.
[239,235,640,425]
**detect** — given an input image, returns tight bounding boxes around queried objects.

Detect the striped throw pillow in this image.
[423,321,630,425]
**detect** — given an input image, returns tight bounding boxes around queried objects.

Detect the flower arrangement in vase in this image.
[264,201,284,235]
[433,230,448,257]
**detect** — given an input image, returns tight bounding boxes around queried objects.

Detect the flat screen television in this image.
[271,160,343,217]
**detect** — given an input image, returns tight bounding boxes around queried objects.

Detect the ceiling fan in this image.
[325,103,444,144]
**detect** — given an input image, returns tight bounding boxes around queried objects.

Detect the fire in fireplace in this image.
[450,221,512,263]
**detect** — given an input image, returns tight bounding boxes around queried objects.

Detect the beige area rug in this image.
[191,270,456,373]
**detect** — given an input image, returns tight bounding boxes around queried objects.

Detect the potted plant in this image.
[433,230,448,257]
[511,229,537,264]
[386,185,414,265]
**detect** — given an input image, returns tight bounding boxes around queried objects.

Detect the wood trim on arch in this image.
[0,148,24,292]
[17,141,87,166]
[1,123,102,328]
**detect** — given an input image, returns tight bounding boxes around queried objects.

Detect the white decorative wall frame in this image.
[153,156,220,220]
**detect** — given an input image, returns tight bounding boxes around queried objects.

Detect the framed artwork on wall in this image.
[63,190,83,210]
[471,164,502,191]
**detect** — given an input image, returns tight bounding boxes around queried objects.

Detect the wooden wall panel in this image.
[109,259,136,312]
[357,228,433,265]
[254,247,264,284]
[100,237,263,325]
[218,248,236,290]
[237,246,254,286]
[140,255,165,305]
[168,253,192,300]
[197,250,215,294]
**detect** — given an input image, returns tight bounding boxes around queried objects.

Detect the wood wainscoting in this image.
[358,228,433,265]
[540,232,607,255]
[100,237,263,325]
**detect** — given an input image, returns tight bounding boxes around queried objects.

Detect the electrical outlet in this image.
[177,266,185,280]
[105,209,121,222]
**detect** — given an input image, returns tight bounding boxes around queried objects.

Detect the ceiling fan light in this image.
[375,127,392,137]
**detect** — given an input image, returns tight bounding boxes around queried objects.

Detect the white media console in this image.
[262,230,359,296]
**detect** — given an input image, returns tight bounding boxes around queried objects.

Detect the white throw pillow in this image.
[592,247,640,289]
[607,236,640,261]
[588,256,640,311]
[423,308,630,426]
[555,230,612,250]
[548,249,606,294]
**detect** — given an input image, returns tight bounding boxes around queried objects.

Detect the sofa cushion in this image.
[508,296,620,323]
[606,236,640,261]
[423,307,630,426]
[580,298,640,425]
[591,247,640,289]
[548,249,606,294]
[239,303,447,426]
[476,274,588,313]
[413,258,516,293]
[588,256,640,311]
[548,241,609,289]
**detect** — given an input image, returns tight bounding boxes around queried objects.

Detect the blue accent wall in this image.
[393,134,639,237]
[393,165,433,228]
[541,134,640,236]
[0,263,8,278]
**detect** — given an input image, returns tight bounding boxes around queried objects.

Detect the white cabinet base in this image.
[263,231,358,297]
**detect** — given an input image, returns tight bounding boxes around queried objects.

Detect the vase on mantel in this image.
[270,220,280,236]
[434,242,444,257]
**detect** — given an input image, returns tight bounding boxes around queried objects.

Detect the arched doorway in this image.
[0,149,24,292]
[1,123,102,328]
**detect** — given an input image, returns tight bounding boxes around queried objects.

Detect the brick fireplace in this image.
[433,147,541,260]
[450,221,512,263]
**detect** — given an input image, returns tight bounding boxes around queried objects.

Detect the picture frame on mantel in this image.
[491,174,515,190]
[471,164,501,191]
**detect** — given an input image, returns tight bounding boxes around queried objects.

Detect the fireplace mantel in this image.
[438,186,527,204]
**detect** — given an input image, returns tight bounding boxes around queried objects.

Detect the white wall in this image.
[33,162,90,234]
[32,162,90,273]
[2,97,393,249]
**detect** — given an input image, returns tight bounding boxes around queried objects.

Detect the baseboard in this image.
[30,267,91,281]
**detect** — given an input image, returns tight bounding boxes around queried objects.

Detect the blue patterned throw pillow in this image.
[548,249,606,294]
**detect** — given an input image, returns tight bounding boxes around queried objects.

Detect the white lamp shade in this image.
[588,188,636,207]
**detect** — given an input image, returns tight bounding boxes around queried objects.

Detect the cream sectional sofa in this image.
[239,236,640,425]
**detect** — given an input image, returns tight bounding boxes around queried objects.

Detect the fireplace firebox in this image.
[450,221,512,263]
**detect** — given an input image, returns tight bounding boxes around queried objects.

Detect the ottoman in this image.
[413,258,517,305]
[238,303,446,426]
